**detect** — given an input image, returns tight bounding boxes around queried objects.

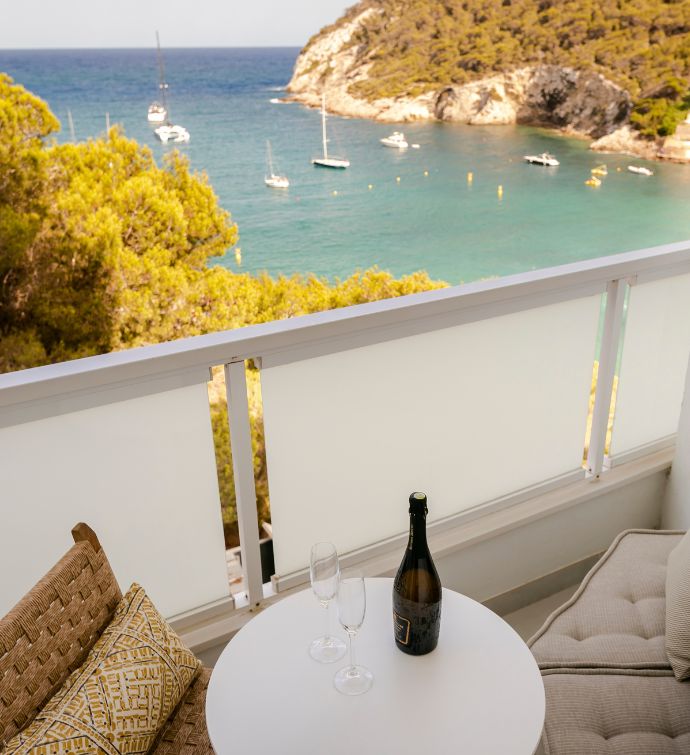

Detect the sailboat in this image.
[265,141,289,189]
[149,33,190,144]
[147,32,168,123]
[312,95,349,169]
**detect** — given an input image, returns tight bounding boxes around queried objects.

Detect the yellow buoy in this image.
[332,190,338,196]
[368,184,373,190]
[497,185,503,198]
[467,171,473,184]
[234,247,242,265]
[396,176,401,183]
[423,170,429,177]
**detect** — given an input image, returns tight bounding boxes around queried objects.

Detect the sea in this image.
[2,47,690,285]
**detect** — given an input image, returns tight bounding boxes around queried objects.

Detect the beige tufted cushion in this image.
[529,530,683,673]
[541,673,690,755]
[666,530,690,680]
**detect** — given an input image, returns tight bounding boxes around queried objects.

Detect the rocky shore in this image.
[286,7,685,163]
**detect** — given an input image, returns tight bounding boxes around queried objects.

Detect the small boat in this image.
[312,95,350,169]
[380,132,409,149]
[148,32,169,123]
[147,102,167,123]
[591,164,608,177]
[154,124,190,143]
[524,153,560,167]
[264,140,289,189]
[585,176,601,187]
[628,165,654,176]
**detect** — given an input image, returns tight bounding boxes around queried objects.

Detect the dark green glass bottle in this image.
[392,492,442,655]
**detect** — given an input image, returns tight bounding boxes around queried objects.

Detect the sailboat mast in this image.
[321,94,328,160]
[267,140,274,176]
[156,31,168,113]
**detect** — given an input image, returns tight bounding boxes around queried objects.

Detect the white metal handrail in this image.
[2,241,690,412]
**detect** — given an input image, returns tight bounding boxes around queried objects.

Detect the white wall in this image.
[0,383,230,619]
[434,472,666,602]
[662,353,690,529]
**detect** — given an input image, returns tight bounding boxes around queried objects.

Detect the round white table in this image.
[206,578,544,755]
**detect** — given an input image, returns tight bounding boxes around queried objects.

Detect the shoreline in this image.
[284,92,674,164]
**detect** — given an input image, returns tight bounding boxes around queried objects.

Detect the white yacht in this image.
[312,95,350,169]
[524,152,560,167]
[264,141,289,189]
[380,131,409,149]
[154,124,190,144]
[628,165,654,176]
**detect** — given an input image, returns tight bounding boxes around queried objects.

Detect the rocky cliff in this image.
[286,0,687,161]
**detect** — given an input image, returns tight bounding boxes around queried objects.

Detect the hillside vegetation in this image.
[310,0,690,136]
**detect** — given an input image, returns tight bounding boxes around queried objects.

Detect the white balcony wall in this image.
[261,295,601,577]
[609,274,690,462]
[0,383,229,619]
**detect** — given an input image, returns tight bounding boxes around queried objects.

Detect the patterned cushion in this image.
[666,530,690,680]
[4,583,200,755]
[529,530,683,672]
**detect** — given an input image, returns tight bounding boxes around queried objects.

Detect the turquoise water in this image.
[2,47,690,284]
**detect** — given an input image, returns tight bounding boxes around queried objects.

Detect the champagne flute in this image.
[309,542,347,663]
[334,569,374,695]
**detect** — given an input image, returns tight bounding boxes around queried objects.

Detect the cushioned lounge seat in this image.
[541,674,690,755]
[530,529,690,755]
[0,523,214,755]
[530,530,683,673]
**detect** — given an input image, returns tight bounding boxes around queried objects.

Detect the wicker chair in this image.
[0,523,214,754]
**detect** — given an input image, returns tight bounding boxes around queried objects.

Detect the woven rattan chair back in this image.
[0,523,122,742]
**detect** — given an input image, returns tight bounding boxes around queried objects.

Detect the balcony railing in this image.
[1,241,689,639]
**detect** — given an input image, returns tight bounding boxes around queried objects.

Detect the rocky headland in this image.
[286,2,690,162]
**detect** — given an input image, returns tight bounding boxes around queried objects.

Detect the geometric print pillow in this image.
[4,583,200,755]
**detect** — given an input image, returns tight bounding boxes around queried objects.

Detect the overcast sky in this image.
[0,0,352,48]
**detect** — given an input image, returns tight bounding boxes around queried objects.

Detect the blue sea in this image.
[2,47,690,284]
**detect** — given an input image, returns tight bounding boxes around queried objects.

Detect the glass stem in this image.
[322,599,330,641]
[348,630,356,669]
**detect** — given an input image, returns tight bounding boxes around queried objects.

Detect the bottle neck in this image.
[407,510,428,552]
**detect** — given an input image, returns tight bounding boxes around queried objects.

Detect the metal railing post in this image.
[586,279,628,479]
[225,360,264,607]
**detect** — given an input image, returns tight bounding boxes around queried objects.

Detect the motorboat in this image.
[312,95,350,169]
[524,153,560,167]
[591,164,608,177]
[264,140,289,189]
[154,124,190,144]
[584,176,601,187]
[380,132,409,149]
[628,165,654,176]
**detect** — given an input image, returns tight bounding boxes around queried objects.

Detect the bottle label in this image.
[393,610,411,645]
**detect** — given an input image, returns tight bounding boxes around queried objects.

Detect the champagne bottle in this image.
[392,492,442,655]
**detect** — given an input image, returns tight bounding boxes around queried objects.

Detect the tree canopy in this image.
[0,74,241,370]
